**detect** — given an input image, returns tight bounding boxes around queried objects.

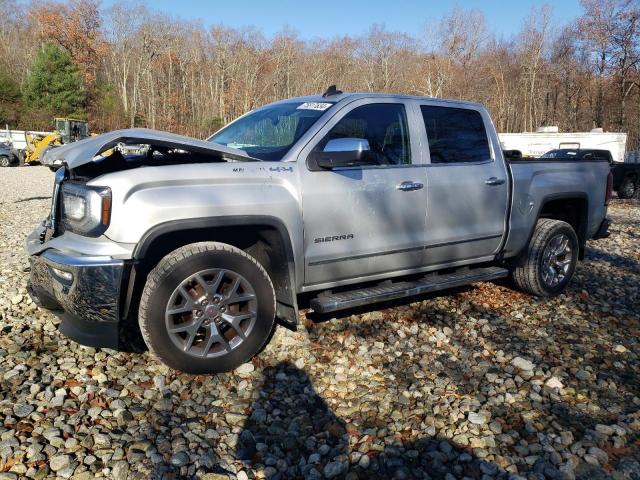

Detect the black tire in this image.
[0,156,10,167]
[511,219,579,297]
[139,242,276,374]
[617,177,636,199]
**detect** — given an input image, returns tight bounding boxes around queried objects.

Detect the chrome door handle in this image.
[396,181,424,191]
[485,177,505,186]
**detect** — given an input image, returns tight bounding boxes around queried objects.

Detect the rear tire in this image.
[0,156,10,167]
[511,219,579,297]
[618,177,637,199]
[139,242,276,374]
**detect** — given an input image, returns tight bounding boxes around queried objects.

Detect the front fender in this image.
[95,162,304,324]
[95,163,303,270]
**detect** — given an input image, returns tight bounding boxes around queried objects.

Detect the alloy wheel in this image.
[165,268,257,358]
[541,233,572,288]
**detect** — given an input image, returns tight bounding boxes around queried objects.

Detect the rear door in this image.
[418,104,509,265]
[299,99,428,288]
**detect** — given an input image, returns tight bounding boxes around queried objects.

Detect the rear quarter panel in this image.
[504,160,609,257]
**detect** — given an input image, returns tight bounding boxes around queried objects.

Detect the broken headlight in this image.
[60,183,111,236]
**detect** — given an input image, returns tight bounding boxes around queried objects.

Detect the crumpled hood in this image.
[43,128,255,169]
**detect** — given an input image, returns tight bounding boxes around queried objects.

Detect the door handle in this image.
[485,177,505,186]
[396,181,424,191]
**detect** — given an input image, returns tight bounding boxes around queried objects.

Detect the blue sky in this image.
[115,0,585,39]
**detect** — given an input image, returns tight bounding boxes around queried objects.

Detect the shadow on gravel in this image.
[297,276,639,479]
[585,247,640,275]
[117,314,148,353]
[236,361,495,480]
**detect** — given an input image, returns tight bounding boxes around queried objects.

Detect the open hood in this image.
[43,128,257,169]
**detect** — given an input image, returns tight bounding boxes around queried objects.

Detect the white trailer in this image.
[1,126,53,152]
[499,127,627,163]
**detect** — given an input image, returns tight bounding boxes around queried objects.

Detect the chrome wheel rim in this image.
[165,268,257,358]
[541,233,572,288]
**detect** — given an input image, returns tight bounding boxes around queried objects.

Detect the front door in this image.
[299,100,428,287]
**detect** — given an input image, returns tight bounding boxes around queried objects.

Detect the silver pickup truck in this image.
[27,89,612,373]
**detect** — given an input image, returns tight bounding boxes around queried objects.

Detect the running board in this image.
[310,266,508,313]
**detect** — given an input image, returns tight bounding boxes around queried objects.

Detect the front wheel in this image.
[511,219,579,297]
[0,155,10,167]
[139,242,276,374]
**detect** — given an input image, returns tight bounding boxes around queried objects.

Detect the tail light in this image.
[605,171,613,205]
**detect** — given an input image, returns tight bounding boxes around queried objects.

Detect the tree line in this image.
[1,0,639,150]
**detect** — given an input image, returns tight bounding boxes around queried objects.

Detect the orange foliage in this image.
[31,0,107,94]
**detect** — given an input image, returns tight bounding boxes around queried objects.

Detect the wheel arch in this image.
[124,216,299,328]
[516,192,589,262]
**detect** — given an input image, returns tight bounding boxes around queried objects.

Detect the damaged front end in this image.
[29,128,257,348]
[42,127,259,178]
[26,164,125,348]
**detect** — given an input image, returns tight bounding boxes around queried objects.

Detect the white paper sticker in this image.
[297,102,333,111]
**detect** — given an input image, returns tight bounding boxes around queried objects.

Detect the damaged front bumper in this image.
[27,224,125,349]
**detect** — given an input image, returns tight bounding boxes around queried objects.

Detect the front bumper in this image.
[27,225,125,349]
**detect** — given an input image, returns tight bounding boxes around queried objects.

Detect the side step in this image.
[310,266,508,313]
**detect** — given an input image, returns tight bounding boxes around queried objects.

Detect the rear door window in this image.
[420,106,491,164]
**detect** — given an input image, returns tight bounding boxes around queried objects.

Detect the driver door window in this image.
[315,103,411,166]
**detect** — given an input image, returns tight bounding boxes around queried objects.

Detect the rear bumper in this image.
[27,226,124,349]
[592,216,611,240]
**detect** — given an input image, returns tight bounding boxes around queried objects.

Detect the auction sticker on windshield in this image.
[297,102,333,111]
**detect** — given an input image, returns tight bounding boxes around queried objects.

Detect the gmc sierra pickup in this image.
[27,89,612,373]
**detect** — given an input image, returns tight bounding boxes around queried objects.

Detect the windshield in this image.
[208,101,334,161]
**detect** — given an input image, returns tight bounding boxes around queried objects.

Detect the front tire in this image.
[511,219,579,297]
[139,242,276,374]
[0,155,10,167]
[618,176,637,199]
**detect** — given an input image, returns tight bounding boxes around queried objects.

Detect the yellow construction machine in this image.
[24,118,90,164]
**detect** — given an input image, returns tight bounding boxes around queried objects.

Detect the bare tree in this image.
[3,0,639,149]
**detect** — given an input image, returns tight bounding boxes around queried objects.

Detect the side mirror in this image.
[308,138,373,170]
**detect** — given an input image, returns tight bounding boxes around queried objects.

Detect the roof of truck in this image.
[275,92,485,108]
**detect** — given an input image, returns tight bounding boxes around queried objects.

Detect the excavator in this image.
[23,118,90,165]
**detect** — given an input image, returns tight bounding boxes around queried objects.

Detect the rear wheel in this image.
[618,176,637,199]
[0,155,10,167]
[139,242,276,374]
[511,219,579,297]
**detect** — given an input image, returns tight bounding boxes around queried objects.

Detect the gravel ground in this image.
[0,166,639,480]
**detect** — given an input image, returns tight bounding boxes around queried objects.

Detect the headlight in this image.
[60,183,111,236]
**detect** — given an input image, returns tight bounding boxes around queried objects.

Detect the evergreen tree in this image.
[0,70,20,126]
[22,43,86,118]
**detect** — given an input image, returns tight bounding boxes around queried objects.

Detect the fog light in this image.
[51,267,73,283]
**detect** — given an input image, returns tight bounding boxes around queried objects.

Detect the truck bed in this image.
[503,158,610,257]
